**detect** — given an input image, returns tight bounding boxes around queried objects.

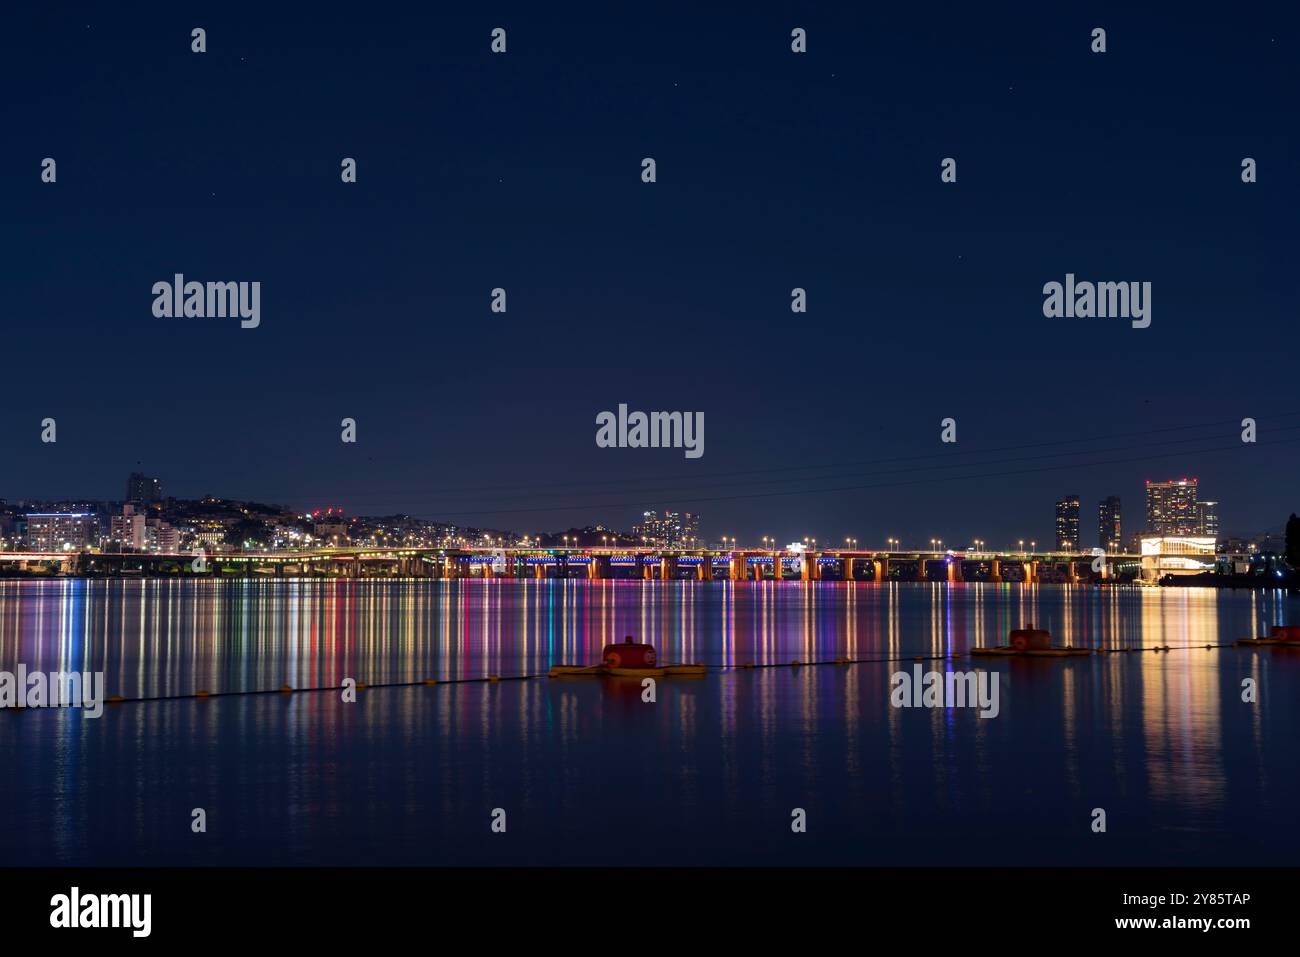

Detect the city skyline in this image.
[0,465,1283,556]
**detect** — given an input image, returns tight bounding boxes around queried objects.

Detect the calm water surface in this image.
[1,579,1297,866]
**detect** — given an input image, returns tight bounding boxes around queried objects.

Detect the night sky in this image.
[2,2,1295,547]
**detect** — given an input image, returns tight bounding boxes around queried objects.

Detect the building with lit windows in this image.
[109,505,147,550]
[126,473,163,504]
[146,519,180,552]
[1197,500,1219,539]
[24,513,96,551]
[1145,478,1199,534]
[1055,495,1080,550]
[633,510,702,548]
[1097,495,1122,552]
[1139,535,1216,581]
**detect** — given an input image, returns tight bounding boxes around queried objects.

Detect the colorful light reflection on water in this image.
[1,580,1297,866]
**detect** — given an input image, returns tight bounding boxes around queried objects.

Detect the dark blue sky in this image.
[2,2,1295,546]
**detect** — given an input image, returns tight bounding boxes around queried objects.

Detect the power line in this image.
[199,411,1298,505]
[329,434,1300,518]
[317,424,1300,506]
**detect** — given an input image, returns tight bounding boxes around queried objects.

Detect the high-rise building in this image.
[24,513,95,551]
[633,510,702,548]
[678,512,701,548]
[1055,495,1080,550]
[1097,496,1122,552]
[633,511,668,546]
[1197,500,1219,539]
[126,473,162,504]
[1145,478,1199,534]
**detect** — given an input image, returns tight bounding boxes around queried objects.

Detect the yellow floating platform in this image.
[970,647,1091,658]
[1234,638,1300,648]
[548,663,709,679]
[663,664,707,676]
[548,665,606,678]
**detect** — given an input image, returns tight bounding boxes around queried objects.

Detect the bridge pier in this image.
[874,557,887,583]
[915,558,928,582]
[990,559,1001,583]
[659,556,677,581]
[843,557,855,581]
[947,558,963,584]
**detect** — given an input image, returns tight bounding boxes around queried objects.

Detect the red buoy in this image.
[603,636,657,669]
[1009,625,1052,651]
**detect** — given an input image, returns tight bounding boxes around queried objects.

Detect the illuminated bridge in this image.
[0,547,1142,583]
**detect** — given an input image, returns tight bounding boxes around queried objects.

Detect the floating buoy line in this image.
[3,628,1285,710]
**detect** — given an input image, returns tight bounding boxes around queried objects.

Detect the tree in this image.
[224,518,269,549]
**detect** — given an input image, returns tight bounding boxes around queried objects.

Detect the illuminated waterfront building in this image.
[1139,535,1216,581]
